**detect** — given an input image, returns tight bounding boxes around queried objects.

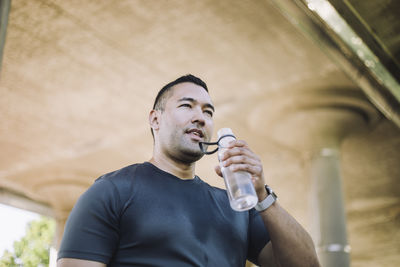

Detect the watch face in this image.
[265,185,272,194]
[265,185,277,198]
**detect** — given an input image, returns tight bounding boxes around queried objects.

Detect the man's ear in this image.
[149,109,160,132]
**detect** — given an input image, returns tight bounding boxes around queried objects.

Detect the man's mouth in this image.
[186,128,204,139]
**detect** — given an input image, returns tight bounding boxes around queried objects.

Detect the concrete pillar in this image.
[54,212,69,249]
[248,89,380,266]
[311,148,350,267]
[47,210,69,266]
[295,109,359,267]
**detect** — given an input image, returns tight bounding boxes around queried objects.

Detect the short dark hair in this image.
[152,74,208,111]
[151,74,209,138]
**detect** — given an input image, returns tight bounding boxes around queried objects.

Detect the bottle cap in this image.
[217,128,234,138]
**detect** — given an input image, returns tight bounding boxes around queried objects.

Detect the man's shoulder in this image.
[94,162,157,188]
[96,162,142,182]
[89,162,149,202]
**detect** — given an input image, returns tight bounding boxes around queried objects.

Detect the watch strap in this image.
[255,185,277,212]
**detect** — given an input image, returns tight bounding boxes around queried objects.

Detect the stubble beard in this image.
[169,131,205,164]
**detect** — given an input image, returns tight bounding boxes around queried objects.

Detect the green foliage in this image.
[0,216,55,267]
[0,250,16,266]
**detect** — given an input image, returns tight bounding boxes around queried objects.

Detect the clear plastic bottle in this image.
[217,128,258,211]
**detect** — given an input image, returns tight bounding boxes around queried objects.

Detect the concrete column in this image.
[248,89,380,266]
[48,210,69,266]
[53,210,70,249]
[311,148,350,267]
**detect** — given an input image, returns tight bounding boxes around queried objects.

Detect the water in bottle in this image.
[217,128,258,211]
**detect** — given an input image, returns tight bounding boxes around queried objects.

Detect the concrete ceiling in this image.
[0,0,399,266]
[331,0,400,77]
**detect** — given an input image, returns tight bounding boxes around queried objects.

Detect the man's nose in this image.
[191,108,206,126]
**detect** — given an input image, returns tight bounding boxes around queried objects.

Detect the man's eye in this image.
[204,110,213,117]
[179,104,191,108]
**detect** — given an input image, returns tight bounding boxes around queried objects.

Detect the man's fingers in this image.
[221,155,259,168]
[214,165,223,178]
[220,147,259,162]
[228,163,263,177]
[217,140,266,192]
[227,139,248,148]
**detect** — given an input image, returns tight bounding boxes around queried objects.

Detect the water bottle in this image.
[217,128,258,211]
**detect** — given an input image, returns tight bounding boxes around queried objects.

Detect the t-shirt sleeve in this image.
[57,178,121,264]
[247,208,270,265]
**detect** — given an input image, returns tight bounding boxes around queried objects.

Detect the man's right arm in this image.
[57,258,106,267]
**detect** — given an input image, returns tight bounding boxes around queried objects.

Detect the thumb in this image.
[214,165,223,178]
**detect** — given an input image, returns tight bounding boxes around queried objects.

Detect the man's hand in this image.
[214,139,267,201]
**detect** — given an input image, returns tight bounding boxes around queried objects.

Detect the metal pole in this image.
[311,148,350,267]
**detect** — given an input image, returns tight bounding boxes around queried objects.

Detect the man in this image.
[57,75,320,267]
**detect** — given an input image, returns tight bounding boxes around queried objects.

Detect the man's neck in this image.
[149,155,196,180]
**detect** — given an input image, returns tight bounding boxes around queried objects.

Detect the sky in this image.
[0,203,40,255]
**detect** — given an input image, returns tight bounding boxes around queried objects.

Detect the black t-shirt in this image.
[58,162,270,266]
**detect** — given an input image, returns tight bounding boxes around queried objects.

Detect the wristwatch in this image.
[255,185,278,212]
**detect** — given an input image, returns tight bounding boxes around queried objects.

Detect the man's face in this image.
[155,82,214,163]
